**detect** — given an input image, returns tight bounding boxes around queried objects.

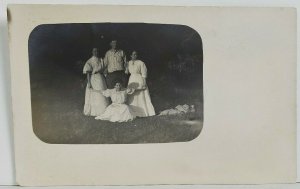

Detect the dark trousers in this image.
[106,70,128,89]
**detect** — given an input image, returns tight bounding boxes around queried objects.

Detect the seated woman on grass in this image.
[95,81,136,122]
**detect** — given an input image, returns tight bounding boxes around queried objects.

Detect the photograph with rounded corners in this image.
[28,23,203,144]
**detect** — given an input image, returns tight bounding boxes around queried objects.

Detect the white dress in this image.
[83,56,109,116]
[95,89,136,122]
[127,60,155,117]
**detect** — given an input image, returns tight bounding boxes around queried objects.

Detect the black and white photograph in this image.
[7,4,297,186]
[29,23,203,144]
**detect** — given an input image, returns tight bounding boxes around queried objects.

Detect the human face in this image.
[115,82,121,91]
[92,48,98,57]
[111,41,117,50]
[131,51,137,60]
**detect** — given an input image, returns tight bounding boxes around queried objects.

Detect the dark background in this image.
[28,23,203,144]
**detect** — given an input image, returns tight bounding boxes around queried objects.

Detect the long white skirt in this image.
[84,73,109,116]
[127,74,155,117]
[95,103,136,122]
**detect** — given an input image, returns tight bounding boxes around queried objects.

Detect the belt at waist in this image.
[108,70,125,74]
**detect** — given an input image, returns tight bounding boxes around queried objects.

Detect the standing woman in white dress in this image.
[83,48,109,116]
[126,51,155,117]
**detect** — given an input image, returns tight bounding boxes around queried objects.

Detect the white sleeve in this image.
[101,89,111,97]
[83,60,92,74]
[140,61,147,78]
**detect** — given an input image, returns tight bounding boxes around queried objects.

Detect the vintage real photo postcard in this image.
[8,4,297,186]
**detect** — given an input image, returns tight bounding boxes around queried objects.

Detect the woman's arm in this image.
[101,89,111,97]
[87,72,92,89]
[83,61,92,74]
[140,61,147,89]
[123,52,129,74]
[124,61,129,74]
[103,53,109,77]
[126,88,135,95]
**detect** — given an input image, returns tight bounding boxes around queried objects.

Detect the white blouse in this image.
[102,89,127,104]
[83,56,105,74]
[127,60,147,78]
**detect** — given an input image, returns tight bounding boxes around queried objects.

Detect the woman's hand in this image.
[126,88,135,94]
[88,83,93,89]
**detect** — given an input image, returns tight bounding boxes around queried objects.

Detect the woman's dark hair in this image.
[113,79,122,86]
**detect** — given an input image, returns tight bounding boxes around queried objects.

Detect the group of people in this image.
[83,40,155,122]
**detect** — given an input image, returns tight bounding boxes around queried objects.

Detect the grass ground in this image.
[30,63,203,144]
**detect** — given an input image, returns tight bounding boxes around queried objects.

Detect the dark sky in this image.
[28,23,203,70]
